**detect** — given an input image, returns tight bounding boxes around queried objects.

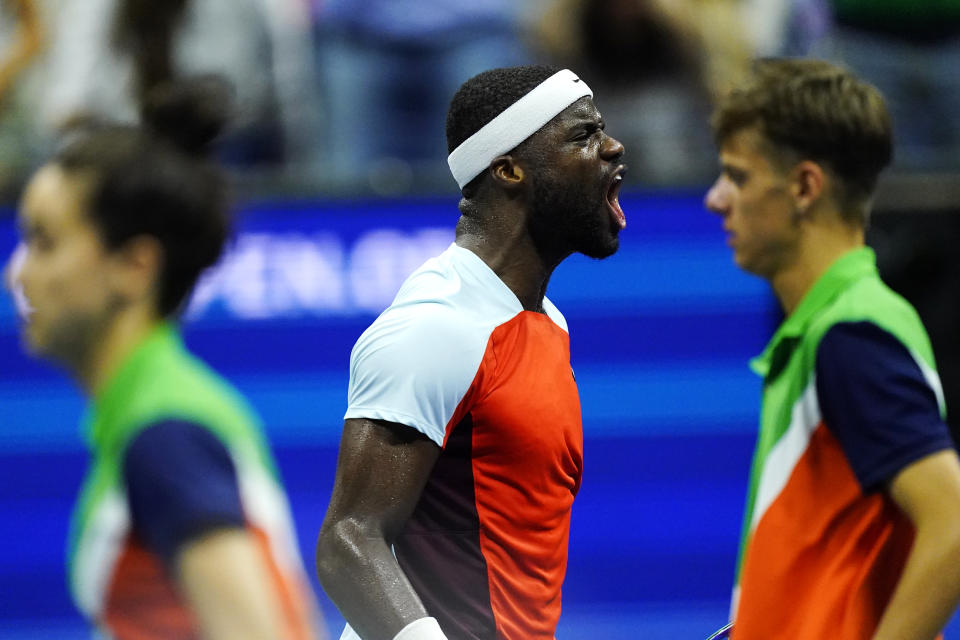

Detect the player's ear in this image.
[109,234,164,305]
[790,160,825,218]
[489,156,525,191]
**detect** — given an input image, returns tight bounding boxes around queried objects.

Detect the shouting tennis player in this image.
[316,65,627,640]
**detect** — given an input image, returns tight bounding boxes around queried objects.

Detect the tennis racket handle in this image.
[705,622,733,640]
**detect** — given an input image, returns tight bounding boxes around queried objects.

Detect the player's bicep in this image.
[325,418,441,541]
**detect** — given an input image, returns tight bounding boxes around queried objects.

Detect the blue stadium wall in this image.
[1,193,955,639]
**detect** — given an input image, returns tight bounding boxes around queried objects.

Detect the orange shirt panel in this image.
[468,312,583,639]
[734,424,914,640]
[102,526,318,640]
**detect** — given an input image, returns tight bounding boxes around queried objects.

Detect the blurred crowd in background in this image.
[1,0,959,202]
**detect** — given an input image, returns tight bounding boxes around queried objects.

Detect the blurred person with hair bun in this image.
[4,78,325,640]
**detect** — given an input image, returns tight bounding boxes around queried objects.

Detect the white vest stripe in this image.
[749,379,821,533]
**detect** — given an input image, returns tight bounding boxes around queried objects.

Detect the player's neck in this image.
[456,216,560,313]
[771,221,865,316]
[79,305,160,397]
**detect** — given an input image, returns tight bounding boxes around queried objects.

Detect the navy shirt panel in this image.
[816,321,953,492]
[123,420,246,563]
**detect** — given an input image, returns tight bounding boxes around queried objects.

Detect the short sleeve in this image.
[815,321,953,492]
[344,305,489,446]
[123,420,246,563]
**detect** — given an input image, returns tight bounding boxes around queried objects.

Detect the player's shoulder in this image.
[106,339,261,454]
[834,276,920,324]
[810,276,928,356]
[358,244,522,348]
[353,298,475,364]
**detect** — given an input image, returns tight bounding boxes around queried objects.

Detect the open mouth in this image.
[605,166,627,230]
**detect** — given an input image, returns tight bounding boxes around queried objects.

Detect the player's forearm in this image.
[872,523,960,640]
[316,517,430,640]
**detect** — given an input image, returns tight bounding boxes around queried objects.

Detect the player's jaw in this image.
[576,161,627,259]
[11,243,118,371]
[19,284,112,370]
[528,164,626,260]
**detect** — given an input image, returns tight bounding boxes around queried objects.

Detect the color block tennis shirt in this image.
[68,323,319,639]
[342,243,583,640]
[732,248,954,639]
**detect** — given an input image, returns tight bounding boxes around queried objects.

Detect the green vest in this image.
[67,322,286,619]
[737,247,945,582]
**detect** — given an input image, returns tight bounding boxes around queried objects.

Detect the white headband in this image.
[447,69,593,190]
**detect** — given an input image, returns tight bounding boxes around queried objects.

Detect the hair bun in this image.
[141,75,234,156]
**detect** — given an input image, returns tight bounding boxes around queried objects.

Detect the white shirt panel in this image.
[344,244,566,446]
[541,296,568,333]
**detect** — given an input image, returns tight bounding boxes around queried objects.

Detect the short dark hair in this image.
[712,58,892,225]
[445,65,561,196]
[53,76,231,317]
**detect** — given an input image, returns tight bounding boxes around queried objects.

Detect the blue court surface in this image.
[1,193,958,638]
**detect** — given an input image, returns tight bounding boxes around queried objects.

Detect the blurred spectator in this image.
[37,0,320,167]
[532,0,751,186]
[312,0,531,193]
[815,0,960,170]
[0,0,45,199]
[0,0,42,103]
[740,0,831,57]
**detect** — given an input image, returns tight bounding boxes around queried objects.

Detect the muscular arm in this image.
[873,449,960,640]
[177,529,288,640]
[316,418,442,640]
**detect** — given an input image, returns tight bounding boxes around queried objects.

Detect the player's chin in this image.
[577,228,619,259]
[733,249,768,278]
[20,323,47,356]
